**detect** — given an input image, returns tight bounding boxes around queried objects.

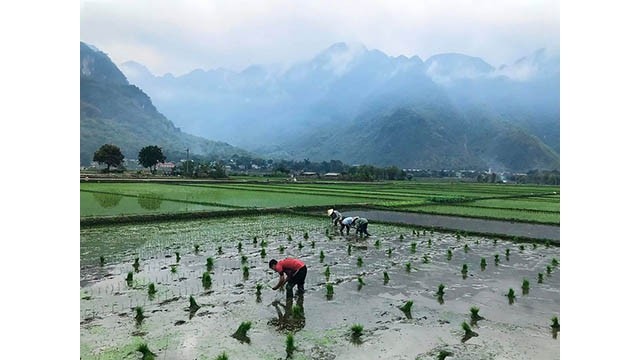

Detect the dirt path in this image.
[340,209,560,243]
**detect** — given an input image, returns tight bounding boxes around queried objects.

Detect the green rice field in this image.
[80,181,559,224]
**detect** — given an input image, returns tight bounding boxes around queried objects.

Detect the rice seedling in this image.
[480,258,487,271]
[405,262,412,272]
[422,254,429,264]
[456,232,461,241]
[217,246,223,255]
[437,283,445,297]
[505,248,510,260]
[304,231,309,240]
[175,252,181,263]
[133,258,140,272]
[253,236,258,245]
[383,271,390,284]
[202,271,212,289]
[215,352,229,360]
[287,234,293,242]
[357,256,363,267]
[532,243,538,250]
[507,288,516,304]
[237,242,242,253]
[170,264,178,274]
[519,244,525,252]
[147,283,157,298]
[470,306,484,324]
[461,321,478,342]
[134,306,145,325]
[325,228,329,236]
[437,350,453,360]
[189,295,200,312]
[99,256,105,266]
[412,229,417,235]
[551,316,560,331]
[546,265,552,275]
[464,244,469,253]
[241,255,248,264]
[286,333,295,358]
[325,266,331,280]
[136,343,156,360]
[387,247,392,257]
[292,304,304,319]
[348,244,352,255]
[319,250,325,262]
[298,242,304,250]
[461,264,468,278]
[279,244,285,253]
[399,300,413,318]
[126,271,134,287]
[522,279,530,295]
[194,244,200,254]
[311,240,316,249]
[351,323,364,339]
[494,254,500,265]
[326,283,334,299]
[256,283,263,297]
[206,257,214,272]
[399,234,404,240]
[243,265,250,279]
[357,276,365,289]
[410,242,417,253]
[260,248,267,258]
[260,239,267,248]
[538,272,544,283]
[493,239,497,246]
[551,258,559,267]
[428,239,432,247]
[447,249,453,261]
[374,239,380,248]
[231,321,252,343]
[545,240,551,248]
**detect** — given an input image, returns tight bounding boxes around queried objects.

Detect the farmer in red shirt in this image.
[269,258,307,295]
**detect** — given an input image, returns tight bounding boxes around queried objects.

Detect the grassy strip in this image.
[80,208,296,228]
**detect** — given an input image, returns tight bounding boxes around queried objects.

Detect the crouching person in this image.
[354,217,371,237]
[340,216,355,235]
[328,208,343,226]
[269,258,307,296]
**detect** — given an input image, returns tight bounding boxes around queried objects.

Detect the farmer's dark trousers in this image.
[286,266,307,292]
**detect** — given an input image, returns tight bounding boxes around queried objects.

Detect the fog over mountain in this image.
[80,42,251,166]
[119,42,559,171]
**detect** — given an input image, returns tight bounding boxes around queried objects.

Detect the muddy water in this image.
[81,215,559,359]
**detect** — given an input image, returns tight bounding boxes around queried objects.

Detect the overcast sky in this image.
[80,0,559,76]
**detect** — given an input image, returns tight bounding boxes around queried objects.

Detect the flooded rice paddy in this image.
[80,215,560,359]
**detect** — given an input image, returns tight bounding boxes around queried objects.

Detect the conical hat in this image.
[327,209,334,216]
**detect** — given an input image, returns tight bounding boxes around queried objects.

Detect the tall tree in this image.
[93,144,124,171]
[138,145,166,173]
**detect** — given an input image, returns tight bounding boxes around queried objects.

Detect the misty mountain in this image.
[120,42,560,171]
[80,42,250,166]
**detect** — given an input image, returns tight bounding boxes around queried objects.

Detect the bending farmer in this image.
[340,216,355,235]
[328,208,343,226]
[269,258,307,295]
[354,217,371,236]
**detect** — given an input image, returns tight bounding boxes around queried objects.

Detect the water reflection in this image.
[268,294,306,333]
[137,193,163,210]
[92,192,123,208]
